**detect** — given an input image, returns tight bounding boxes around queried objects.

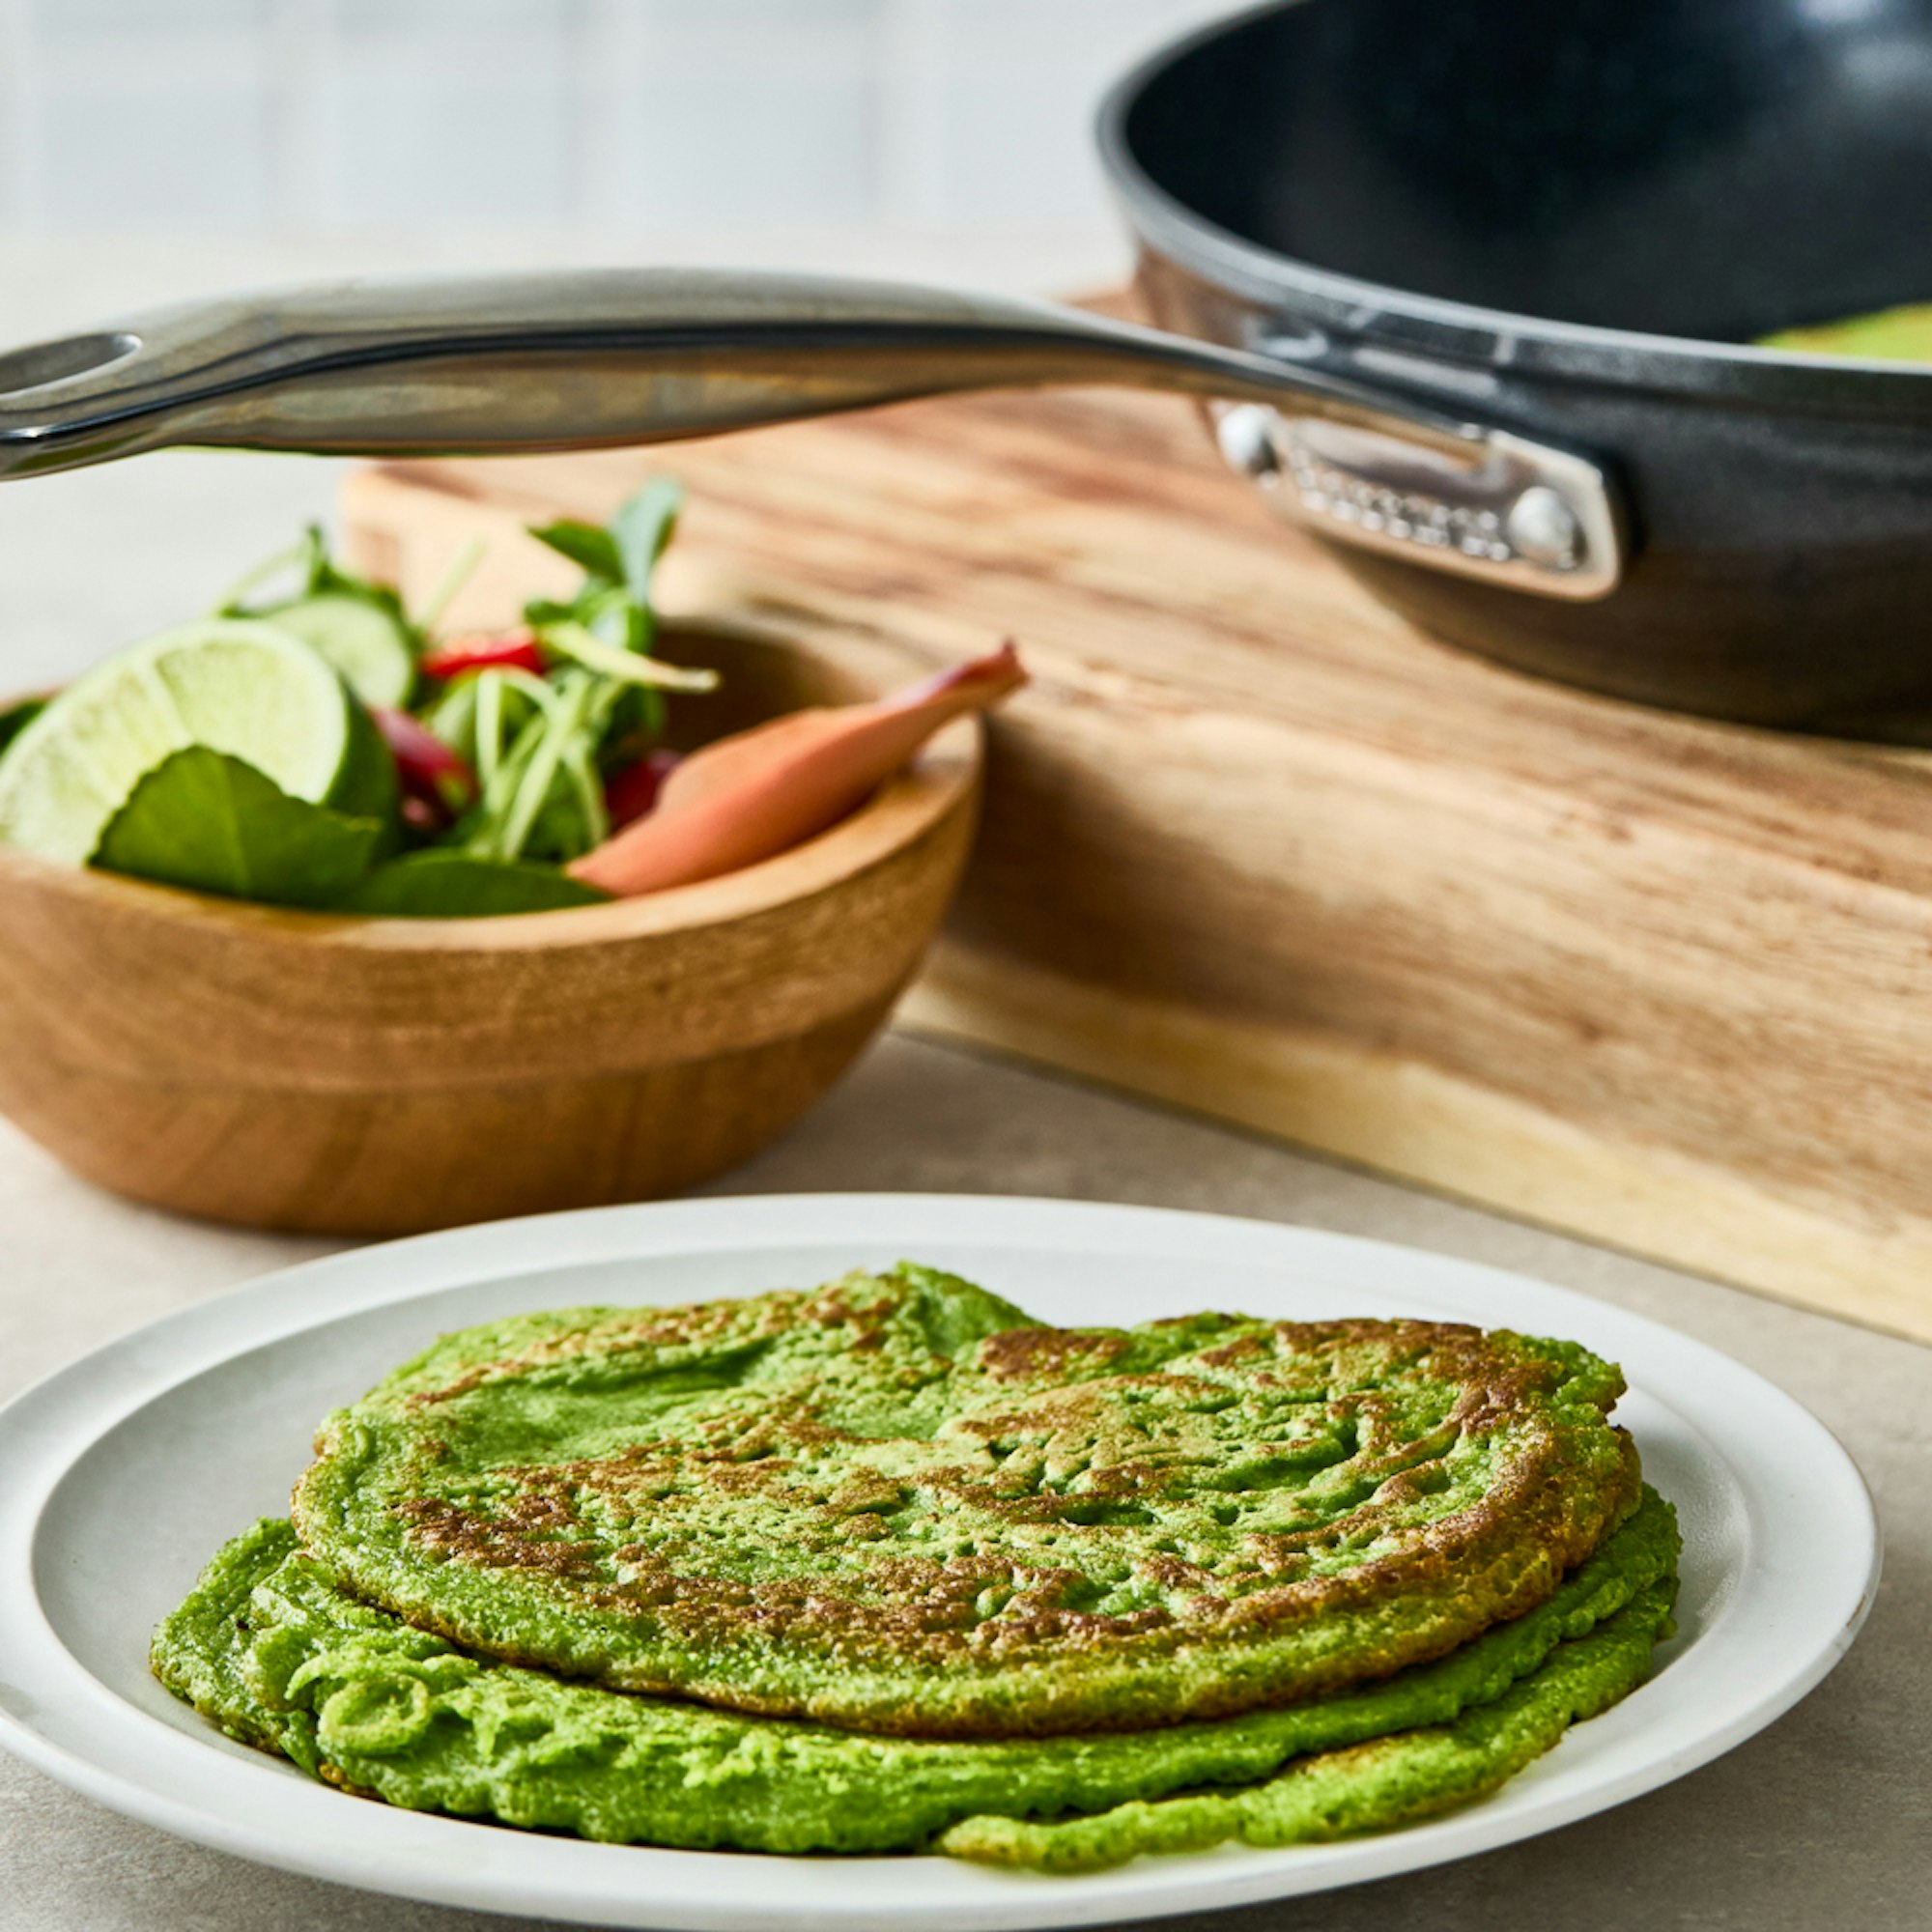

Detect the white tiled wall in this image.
[0,0,1232,237]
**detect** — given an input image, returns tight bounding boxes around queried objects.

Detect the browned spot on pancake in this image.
[978,1326,1130,1381]
[398,1494,603,1580]
[404,1289,856,1407]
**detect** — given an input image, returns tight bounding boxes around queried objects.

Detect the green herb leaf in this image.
[521,596,583,628]
[0,696,47,755]
[92,747,384,910]
[529,519,624,583]
[610,478,685,605]
[578,580,650,652]
[482,478,695,861]
[343,850,610,918]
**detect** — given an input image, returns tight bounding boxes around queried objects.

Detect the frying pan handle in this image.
[0,268,1621,600]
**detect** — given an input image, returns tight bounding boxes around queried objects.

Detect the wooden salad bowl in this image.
[0,621,981,1235]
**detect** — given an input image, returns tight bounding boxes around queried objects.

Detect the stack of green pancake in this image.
[154,1264,1678,1870]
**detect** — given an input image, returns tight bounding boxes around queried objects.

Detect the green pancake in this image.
[293,1265,1642,1738]
[152,1491,1678,1862]
[941,1571,1676,1869]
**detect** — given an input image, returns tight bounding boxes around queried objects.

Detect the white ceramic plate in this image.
[0,1194,1878,1932]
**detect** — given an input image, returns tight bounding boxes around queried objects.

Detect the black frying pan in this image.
[1103,0,1932,725]
[3,0,1928,726]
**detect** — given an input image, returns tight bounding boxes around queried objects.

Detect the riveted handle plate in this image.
[1216,406,1624,602]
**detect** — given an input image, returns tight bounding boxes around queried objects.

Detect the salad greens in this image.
[0,480,716,918]
[343,851,610,918]
[94,748,388,912]
[420,480,714,871]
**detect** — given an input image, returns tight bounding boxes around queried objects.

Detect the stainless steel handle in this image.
[0,268,1622,599]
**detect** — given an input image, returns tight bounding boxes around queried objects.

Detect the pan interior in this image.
[1121,0,1932,345]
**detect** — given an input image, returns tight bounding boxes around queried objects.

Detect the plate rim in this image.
[0,1192,1883,1932]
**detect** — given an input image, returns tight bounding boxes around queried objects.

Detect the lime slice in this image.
[0,618,375,866]
[260,593,416,710]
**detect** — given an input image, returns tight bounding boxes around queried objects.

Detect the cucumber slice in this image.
[0,618,376,866]
[260,593,416,710]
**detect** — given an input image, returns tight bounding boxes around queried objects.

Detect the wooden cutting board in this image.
[343,384,1932,1345]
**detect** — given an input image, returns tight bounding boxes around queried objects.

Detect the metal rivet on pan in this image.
[1506,487,1582,569]
[1216,405,1281,479]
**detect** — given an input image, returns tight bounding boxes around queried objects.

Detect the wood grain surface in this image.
[344,389,1932,1340]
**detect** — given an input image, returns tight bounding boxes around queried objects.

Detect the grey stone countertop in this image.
[0,240,1924,1932]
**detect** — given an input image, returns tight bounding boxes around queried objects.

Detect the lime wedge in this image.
[0,618,381,866]
[259,593,416,710]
